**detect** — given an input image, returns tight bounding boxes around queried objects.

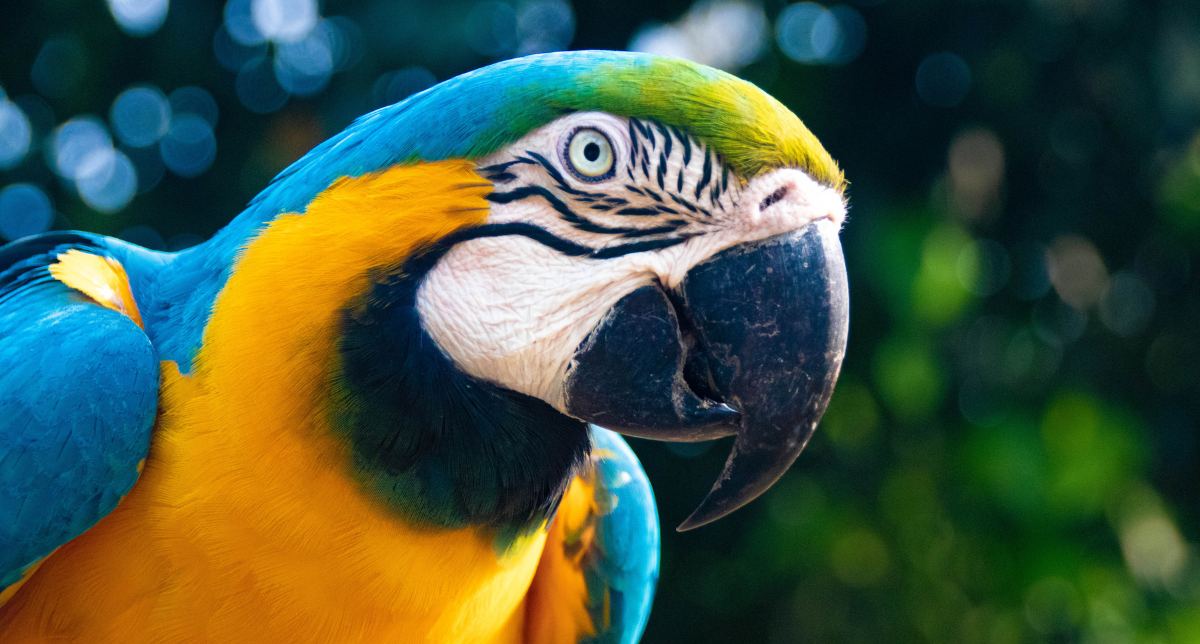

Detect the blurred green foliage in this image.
[3,0,1200,642]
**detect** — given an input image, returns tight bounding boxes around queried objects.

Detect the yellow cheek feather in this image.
[0,161,552,644]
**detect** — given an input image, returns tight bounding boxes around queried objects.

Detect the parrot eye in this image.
[565,128,614,181]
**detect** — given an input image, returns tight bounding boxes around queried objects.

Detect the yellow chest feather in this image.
[0,162,550,643]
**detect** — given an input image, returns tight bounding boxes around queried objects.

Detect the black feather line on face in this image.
[487,187,690,244]
[438,222,691,260]
[695,148,713,200]
[631,118,653,142]
[487,187,640,235]
[621,223,685,239]
[615,207,660,216]
[628,120,640,163]
[477,158,537,174]
[654,121,672,160]
[667,192,700,214]
[591,235,694,259]
[486,172,517,183]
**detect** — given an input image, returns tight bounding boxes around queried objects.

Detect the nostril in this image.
[759,186,789,211]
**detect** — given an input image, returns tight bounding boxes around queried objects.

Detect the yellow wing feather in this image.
[48,250,143,327]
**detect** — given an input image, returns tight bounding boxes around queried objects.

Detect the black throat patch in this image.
[331,237,591,531]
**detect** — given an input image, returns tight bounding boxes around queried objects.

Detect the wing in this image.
[526,426,659,644]
[0,233,158,605]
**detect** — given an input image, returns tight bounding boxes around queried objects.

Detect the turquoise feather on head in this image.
[249,51,843,224]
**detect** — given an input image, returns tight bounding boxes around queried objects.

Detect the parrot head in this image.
[237,51,848,531]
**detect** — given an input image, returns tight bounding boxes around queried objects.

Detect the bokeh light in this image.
[30,36,87,100]
[252,0,319,44]
[274,29,334,96]
[629,1,765,71]
[323,17,366,73]
[1046,235,1108,310]
[45,116,142,213]
[0,184,53,241]
[1098,271,1154,337]
[957,238,1011,297]
[466,1,519,58]
[915,51,972,107]
[948,127,1005,221]
[1113,486,1188,587]
[774,3,866,66]
[160,114,216,177]
[516,0,575,56]
[76,148,137,213]
[0,99,32,169]
[51,117,113,181]
[218,0,360,112]
[823,5,866,65]
[214,24,269,72]
[776,3,837,64]
[110,85,171,147]
[224,0,267,46]
[106,0,170,37]
[168,87,219,128]
[373,67,436,107]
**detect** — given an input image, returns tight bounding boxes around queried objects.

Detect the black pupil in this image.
[583,142,600,162]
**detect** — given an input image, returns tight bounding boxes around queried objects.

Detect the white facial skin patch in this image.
[416,112,847,412]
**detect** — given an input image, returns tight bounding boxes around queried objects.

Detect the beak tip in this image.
[675,510,715,532]
[671,220,849,529]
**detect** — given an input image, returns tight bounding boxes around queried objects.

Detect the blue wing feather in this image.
[583,426,659,644]
[0,238,158,593]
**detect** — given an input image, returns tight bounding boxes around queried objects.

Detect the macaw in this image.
[0,51,849,643]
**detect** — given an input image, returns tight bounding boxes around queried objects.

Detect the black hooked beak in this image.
[563,218,849,530]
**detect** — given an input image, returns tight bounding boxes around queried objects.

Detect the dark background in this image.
[3,0,1200,641]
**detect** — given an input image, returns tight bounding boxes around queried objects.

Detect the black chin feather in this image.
[331,241,590,530]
